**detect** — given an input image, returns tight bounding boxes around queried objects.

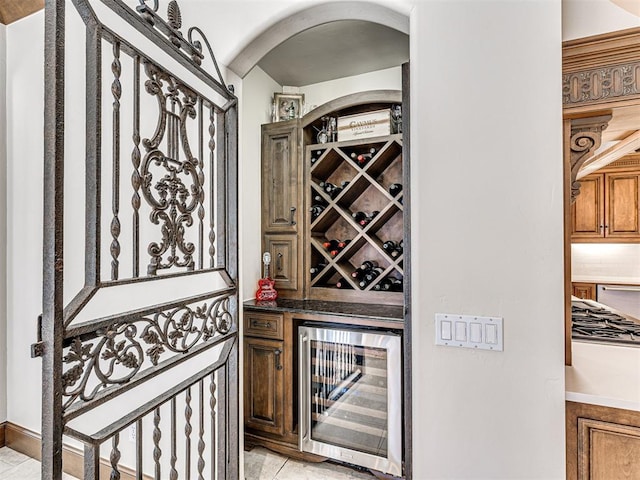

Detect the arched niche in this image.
[301,89,402,128]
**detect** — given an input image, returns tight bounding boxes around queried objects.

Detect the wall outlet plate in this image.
[435,313,503,351]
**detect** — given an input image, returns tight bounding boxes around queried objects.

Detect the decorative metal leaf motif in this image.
[167,0,182,30]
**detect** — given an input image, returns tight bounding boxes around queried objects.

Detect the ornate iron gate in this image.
[35,0,239,478]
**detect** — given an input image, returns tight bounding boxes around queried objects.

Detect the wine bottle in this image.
[335,278,352,289]
[350,266,368,279]
[329,186,343,199]
[352,211,367,223]
[360,260,378,270]
[312,193,327,205]
[330,240,350,257]
[310,262,328,276]
[377,277,393,291]
[321,182,336,194]
[389,183,403,197]
[389,277,403,292]
[322,239,340,250]
[359,266,383,288]
[340,180,350,188]
[382,240,397,255]
[364,266,384,282]
[310,204,325,221]
[391,242,403,258]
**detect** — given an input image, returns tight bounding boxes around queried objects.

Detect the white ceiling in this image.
[257,20,409,87]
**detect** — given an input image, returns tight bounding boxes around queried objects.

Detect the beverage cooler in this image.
[298,325,402,476]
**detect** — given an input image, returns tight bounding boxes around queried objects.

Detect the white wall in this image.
[300,66,402,113]
[0,22,7,425]
[563,0,640,40]
[411,1,565,478]
[572,244,640,281]
[5,10,45,432]
[239,66,282,300]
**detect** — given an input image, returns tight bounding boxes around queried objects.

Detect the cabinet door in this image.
[572,283,596,300]
[262,121,300,233]
[578,418,640,479]
[265,234,298,292]
[606,172,640,239]
[572,175,605,240]
[244,337,285,436]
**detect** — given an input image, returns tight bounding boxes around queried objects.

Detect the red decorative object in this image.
[255,277,278,301]
[255,252,278,301]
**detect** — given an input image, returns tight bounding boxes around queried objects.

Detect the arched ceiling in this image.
[227,1,410,82]
[257,20,409,87]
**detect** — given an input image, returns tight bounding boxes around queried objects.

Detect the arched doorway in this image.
[229,2,413,478]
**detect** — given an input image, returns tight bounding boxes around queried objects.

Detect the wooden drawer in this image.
[244,312,284,340]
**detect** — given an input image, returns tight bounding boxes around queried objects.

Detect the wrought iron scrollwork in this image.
[61,295,234,408]
[135,0,230,90]
[141,61,203,274]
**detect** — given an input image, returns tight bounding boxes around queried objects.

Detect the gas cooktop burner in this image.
[572,301,640,346]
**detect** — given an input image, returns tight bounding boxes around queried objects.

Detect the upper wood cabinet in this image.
[607,172,640,239]
[261,120,302,234]
[572,165,640,242]
[571,282,596,300]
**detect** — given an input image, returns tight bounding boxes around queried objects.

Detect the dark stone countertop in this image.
[243,298,404,323]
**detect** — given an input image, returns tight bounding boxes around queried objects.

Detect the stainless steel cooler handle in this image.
[299,333,310,449]
[601,285,640,292]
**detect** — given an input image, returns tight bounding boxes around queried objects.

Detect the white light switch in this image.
[435,314,503,351]
[441,320,452,341]
[485,324,498,344]
[454,322,467,342]
[470,322,482,343]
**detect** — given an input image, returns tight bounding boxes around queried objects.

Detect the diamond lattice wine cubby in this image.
[305,134,403,304]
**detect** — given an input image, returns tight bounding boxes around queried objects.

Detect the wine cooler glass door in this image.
[298,326,402,476]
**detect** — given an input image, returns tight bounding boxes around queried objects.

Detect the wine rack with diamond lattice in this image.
[305,134,403,304]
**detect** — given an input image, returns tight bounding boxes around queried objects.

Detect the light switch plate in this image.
[435,314,503,351]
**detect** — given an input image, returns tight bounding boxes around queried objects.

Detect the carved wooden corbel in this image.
[569,115,612,203]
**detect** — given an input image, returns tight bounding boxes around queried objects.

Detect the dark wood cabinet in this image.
[572,160,640,242]
[567,401,640,479]
[572,282,596,300]
[261,120,301,233]
[264,233,299,292]
[261,120,303,298]
[244,312,285,437]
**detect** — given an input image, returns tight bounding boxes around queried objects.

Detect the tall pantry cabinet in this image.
[261,119,303,296]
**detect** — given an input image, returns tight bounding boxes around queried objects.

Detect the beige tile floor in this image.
[0,445,373,479]
[244,447,375,480]
[0,447,78,479]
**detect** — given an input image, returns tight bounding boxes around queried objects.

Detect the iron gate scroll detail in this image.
[38,0,239,479]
